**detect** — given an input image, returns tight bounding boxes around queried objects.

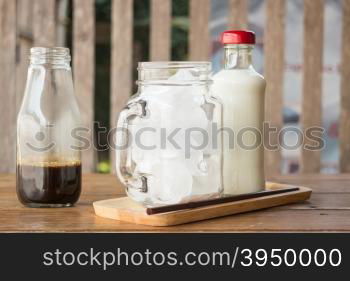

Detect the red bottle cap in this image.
[220,30,255,44]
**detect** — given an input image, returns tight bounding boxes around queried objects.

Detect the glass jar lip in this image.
[30,47,71,63]
[31,47,70,55]
[137,61,212,86]
[138,61,211,71]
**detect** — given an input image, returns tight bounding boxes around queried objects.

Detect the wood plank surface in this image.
[150,0,172,61]
[16,0,33,113]
[0,173,350,232]
[73,0,96,172]
[189,0,211,60]
[33,0,56,46]
[264,0,285,176]
[340,0,350,172]
[301,0,324,173]
[228,0,248,29]
[110,0,133,173]
[0,0,16,173]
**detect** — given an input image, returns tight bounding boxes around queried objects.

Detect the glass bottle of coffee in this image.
[17,47,82,207]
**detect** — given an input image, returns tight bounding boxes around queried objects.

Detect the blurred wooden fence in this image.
[0,0,350,175]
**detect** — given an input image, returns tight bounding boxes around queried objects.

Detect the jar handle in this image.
[115,100,148,192]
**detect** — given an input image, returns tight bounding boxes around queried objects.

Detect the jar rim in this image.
[31,47,70,56]
[137,61,212,86]
[30,47,71,64]
[138,61,211,70]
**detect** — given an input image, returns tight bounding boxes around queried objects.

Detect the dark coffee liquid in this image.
[16,162,81,206]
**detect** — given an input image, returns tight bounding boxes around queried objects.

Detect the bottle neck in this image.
[223,44,253,70]
[30,47,71,69]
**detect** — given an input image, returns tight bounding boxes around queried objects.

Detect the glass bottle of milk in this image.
[212,30,266,195]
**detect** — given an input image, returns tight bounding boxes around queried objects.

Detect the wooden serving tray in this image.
[93,182,312,227]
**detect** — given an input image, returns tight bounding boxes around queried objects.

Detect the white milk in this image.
[212,31,266,194]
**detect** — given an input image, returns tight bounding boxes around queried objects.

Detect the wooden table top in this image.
[0,173,349,232]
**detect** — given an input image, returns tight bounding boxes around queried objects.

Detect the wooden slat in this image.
[340,0,350,172]
[189,0,211,60]
[16,0,33,112]
[73,0,96,172]
[57,0,69,46]
[0,0,16,172]
[264,0,285,176]
[150,0,172,61]
[301,0,324,173]
[110,0,134,173]
[33,0,56,46]
[228,0,248,29]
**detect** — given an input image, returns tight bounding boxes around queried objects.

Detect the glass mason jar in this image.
[16,47,82,207]
[116,62,223,207]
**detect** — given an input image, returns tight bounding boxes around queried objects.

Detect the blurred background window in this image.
[9,0,345,174]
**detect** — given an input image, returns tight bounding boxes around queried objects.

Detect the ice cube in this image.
[184,137,206,176]
[168,69,197,82]
[148,159,193,205]
[140,77,209,133]
[131,118,161,174]
[135,161,155,175]
[131,122,156,161]
[192,155,221,196]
